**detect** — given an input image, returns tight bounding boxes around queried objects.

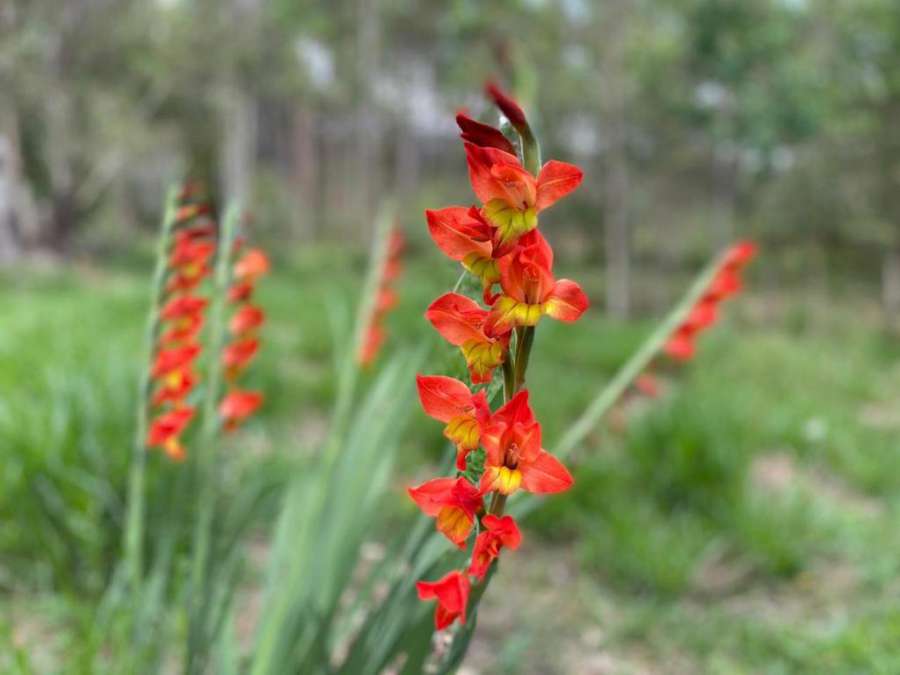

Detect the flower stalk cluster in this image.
[358,228,405,366]
[146,184,217,461]
[664,241,758,362]
[410,85,588,632]
[219,244,270,430]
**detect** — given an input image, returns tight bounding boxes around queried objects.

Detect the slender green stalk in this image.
[124,186,178,592]
[553,249,728,460]
[186,202,240,673]
[322,201,394,468]
[512,326,535,392]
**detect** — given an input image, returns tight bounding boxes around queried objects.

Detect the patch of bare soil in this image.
[750,452,882,518]
[461,541,696,675]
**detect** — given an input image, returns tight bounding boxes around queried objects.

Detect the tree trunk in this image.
[602,2,632,319]
[291,106,319,240]
[220,83,258,208]
[882,248,900,332]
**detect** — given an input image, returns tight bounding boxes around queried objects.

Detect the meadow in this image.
[2,245,898,674]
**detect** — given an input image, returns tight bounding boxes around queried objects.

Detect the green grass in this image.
[1,250,898,673]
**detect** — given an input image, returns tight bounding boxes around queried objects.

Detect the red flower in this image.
[222,338,259,376]
[147,407,195,461]
[219,389,263,431]
[425,293,508,384]
[229,304,265,336]
[151,344,201,379]
[487,231,588,334]
[664,328,695,361]
[228,281,255,303]
[425,207,499,302]
[416,570,471,630]
[464,143,582,252]
[160,295,208,321]
[416,374,491,470]
[357,323,385,367]
[456,112,515,154]
[152,368,196,406]
[479,390,573,496]
[160,312,204,345]
[408,476,484,548]
[469,514,522,580]
[234,248,270,283]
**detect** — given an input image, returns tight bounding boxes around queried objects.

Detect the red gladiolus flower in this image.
[479,390,573,496]
[456,112,516,154]
[152,344,201,378]
[147,406,195,461]
[160,295,208,321]
[416,374,491,470]
[416,570,471,630]
[160,312,204,345]
[228,281,255,303]
[408,476,484,548]
[425,293,508,384]
[425,207,500,302]
[665,328,695,361]
[468,514,522,581]
[464,143,582,253]
[357,323,385,367]
[487,231,589,334]
[722,240,758,271]
[222,338,259,376]
[229,304,265,336]
[219,389,263,431]
[152,368,196,406]
[234,248,270,283]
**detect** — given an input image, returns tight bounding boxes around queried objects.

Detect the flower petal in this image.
[425,293,489,346]
[456,112,516,154]
[535,160,583,211]
[416,374,473,423]
[544,279,589,323]
[521,450,574,494]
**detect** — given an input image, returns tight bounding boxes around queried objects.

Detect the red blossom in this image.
[416,374,491,470]
[479,390,573,496]
[464,143,582,253]
[219,389,263,431]
[222,338,259,376]
[152,344,201,379]
[469,514,522,580]
[147,407,195,461]
[425,293,508,384]
[485,82,529,134]
[416,570,471,630]
[234,248,270,283]
[408,476,484,548]
[229,304,265,336]
[487,231,588,334]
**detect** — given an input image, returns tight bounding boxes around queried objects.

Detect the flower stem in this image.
[186,202,240,672]
[124,186,178,593]
[512,326,535,392]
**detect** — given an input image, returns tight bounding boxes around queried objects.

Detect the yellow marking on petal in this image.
[437,506,472,544]
[483,200,537,244]
[493,297,544,330]
[462,253,500,285]
[485,466,523,495]
[445,415,480,451]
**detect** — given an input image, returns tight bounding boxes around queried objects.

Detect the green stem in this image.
[512,326,535,392]
[553,250,728,461]
[186,202,240,672]
[124,187,178,593]
[501,356,514,402]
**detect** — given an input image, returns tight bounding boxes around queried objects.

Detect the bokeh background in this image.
[2,1,900,673]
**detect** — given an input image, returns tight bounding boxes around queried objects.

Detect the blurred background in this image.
[2,1,900,673]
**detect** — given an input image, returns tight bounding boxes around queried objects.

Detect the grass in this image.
[1,247,899,673]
